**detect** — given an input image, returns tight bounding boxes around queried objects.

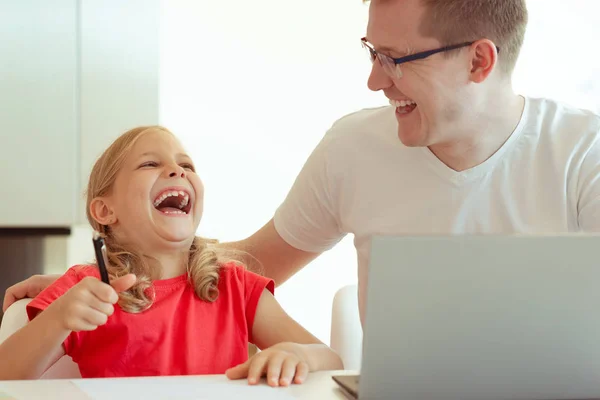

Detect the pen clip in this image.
[93,231,110,285]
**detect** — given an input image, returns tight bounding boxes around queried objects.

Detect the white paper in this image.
[72,376,297,400]
[0,389,17,400]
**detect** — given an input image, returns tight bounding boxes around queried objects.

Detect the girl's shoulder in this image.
[218,260,245,274]
[217,260,266,281]
[217,261,275,295]
[26,264,101,321]
[67,264,102,279]
[217,261,248,285]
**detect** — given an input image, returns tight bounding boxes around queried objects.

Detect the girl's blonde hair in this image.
[86,125,232,313]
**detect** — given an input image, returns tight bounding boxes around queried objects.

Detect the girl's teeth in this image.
[153,191,190,208]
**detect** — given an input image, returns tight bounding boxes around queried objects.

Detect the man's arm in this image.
[221,219,321,287]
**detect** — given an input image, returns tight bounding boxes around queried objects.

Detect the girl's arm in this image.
[226,289,344,386]
[251,289,343,371]
[0,274,135,380]
[0,309,68,380]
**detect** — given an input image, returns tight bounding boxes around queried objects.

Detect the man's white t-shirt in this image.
[273,96,600,325]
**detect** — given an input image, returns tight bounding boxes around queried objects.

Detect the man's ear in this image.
[468,39,498,83]
[89,197,118,226]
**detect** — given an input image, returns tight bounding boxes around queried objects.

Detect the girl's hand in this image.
[45,274,136,332]
[225,342,310,387]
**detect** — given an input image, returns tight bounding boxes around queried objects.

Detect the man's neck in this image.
[428,92,525,172]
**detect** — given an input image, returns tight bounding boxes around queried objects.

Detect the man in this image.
[5,0,600,327]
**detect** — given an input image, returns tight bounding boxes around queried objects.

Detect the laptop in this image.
[333,234,600,400]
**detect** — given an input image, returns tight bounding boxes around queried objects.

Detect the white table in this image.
[0,370,357,399]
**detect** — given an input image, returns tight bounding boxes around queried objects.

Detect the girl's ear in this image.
[89,197,118,226]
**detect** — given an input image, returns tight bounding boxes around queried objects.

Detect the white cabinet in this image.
[0,1,78,227]
[0,1,160,228]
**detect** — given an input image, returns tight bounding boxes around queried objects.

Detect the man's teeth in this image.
[153,190,190,208]
[389,99,416,108]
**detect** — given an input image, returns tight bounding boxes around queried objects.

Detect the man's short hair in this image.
[365,0,528,75]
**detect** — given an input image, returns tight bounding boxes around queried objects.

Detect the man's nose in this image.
[367,61,393,92]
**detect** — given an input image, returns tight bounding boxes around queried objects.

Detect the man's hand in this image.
[3,274,60,312]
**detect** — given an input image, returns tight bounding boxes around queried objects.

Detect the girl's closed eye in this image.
[139,161,159,168]
[180,163,195,172]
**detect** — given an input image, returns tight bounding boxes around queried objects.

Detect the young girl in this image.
[0,126,342,385]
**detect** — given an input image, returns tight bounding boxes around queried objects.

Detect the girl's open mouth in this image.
[153,189,192,215]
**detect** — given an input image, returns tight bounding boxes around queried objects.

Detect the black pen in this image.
[92,231,110,285]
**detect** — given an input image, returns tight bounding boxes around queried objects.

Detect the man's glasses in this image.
[361,37,499,78]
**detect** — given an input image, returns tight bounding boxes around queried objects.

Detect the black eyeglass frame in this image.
[361,37,500,66]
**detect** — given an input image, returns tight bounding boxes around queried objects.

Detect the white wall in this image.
[159,0,600,344]
[513,0,600,113]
